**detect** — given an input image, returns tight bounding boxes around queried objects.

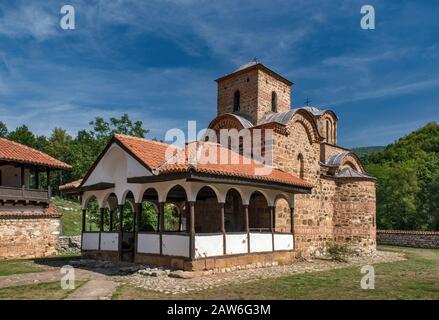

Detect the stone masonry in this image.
[211,62,377,257]
[0,217,61,259]
[377,230,439,249]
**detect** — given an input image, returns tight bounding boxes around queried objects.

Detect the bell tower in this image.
[215,61,292,125]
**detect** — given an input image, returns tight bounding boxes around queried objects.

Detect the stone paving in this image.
[113,250,405,295]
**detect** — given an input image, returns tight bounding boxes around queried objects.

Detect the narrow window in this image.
[298,154,305,179]
[233,90,240,112]
[326,120,331,144]
[271,91,277,112]
[0,169,2,186]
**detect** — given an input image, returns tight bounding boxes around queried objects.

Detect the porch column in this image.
[158,202,165,255]
[270,206,275,251]
[244,204,250,253]
[188,201,195,259]
[99,208,104,250]
[99,208,105,232]
[134,203,142,255]
[220,203,226,255]
[109,209,114,231]
[81,209,86,232]
[118,204,124,257]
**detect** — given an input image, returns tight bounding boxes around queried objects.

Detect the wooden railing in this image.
[0,186,50,202]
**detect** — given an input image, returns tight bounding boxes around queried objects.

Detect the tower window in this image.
[233,90,240,112]
[271,91,277,112]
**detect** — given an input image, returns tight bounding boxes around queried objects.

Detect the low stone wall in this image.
[377,230,439,249]
[0,217,61,259]
[58,235,81,254]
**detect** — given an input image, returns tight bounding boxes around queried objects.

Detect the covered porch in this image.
[80,177,305,270]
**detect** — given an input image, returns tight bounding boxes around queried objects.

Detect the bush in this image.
[326,241,351,262]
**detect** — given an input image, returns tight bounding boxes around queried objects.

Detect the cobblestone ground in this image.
[114,251,405,295]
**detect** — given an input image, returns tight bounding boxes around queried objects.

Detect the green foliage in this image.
[325,241,350,262]
[351,146,385,159]
[7,125,37,148]
[1,114,149,196]
[363,122,439,231]
[0,121,7,137]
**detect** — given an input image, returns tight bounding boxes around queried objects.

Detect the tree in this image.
[0,121,7,137]
[364,122,439,231]
[7,125,37,147]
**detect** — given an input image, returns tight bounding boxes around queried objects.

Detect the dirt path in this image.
[65,279,118,300]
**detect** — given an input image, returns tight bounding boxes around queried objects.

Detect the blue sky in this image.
[0,0,438,147]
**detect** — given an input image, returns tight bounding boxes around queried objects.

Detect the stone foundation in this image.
[82,250,121,263]
[377,230,439,249]
[136,251,298,271]
[0,216,61,260]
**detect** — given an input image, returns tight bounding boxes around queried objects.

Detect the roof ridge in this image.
[114,133,172,148]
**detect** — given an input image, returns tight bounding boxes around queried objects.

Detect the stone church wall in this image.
[332,179,376,253]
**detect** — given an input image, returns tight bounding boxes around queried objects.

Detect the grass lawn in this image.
[0,259,49,276]
[113,246,439,300]
[0,254,81,276]
[52,197,82,236]
[0,280,87,300]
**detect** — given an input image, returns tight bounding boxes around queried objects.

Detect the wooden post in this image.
[134,203,141,256]
[158,202,165,255]
[81,209,86,232]
[109,209,114,231]
[189,201,195,259]
[118,204,124,259]
[99,208,104,250]
[244,205,250,253]
[220,203,226,255]
[99,208,105,232]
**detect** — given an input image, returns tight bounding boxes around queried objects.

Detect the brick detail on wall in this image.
[377,230,439,249]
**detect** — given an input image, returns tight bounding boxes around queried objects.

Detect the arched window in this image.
[233,90,240,112]
[326,120,332,144]
[297,153,305,179]
[271,91,277,112]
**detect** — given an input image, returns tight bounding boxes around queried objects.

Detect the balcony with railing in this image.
[0,186,50,203]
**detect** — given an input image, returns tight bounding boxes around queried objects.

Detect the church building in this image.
[61,61,376,271]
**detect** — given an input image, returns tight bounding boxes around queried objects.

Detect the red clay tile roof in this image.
[59,179,82,191]
[114,134,313,189]
[0,137,71,170]
[0,205,62,218]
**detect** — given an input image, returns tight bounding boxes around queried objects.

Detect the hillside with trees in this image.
[363,122,439,231]
[352,146,385,158]
[0,114,149,194]
[2,116,438,232]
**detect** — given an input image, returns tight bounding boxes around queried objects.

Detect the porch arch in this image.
[194,186,221,233]
[248,191,270,232]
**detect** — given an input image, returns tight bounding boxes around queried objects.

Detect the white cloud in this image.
[0,2,58,40]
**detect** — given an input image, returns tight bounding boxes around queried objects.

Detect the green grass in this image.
[0,254,82,276]
[0,280,87,300]
[0,259,49,276]
[113,246,439,300]
[52,197,82,236]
